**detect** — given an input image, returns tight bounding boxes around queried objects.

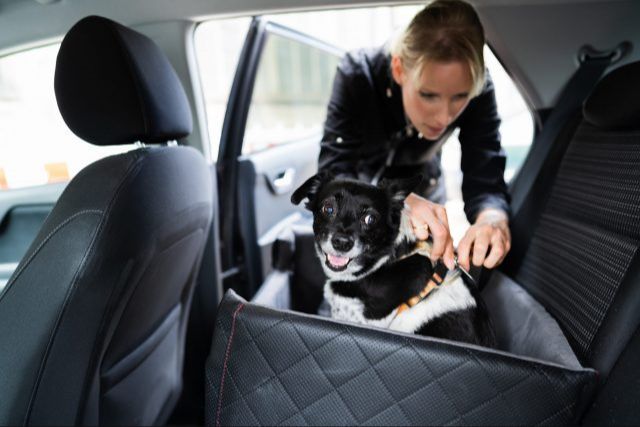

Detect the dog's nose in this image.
[331,234,354,252]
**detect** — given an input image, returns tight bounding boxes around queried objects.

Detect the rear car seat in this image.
[205,60,640,425]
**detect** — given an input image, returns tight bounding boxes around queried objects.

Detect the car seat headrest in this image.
[54,15,192,146]
[583,60,640,131]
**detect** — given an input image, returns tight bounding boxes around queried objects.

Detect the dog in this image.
[291,171,496,347]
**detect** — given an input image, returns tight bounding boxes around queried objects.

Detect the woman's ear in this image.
[391,55,404,85]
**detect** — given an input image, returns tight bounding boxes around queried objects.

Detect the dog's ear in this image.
[379,175,423,203]
[291,170,333,207]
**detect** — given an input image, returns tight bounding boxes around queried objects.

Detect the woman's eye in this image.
[362,213,377,226]
[419,91,437,100]
[321,202,335,217]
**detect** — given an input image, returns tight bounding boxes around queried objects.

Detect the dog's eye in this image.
[362,213,377,226]
[321,201,335,217]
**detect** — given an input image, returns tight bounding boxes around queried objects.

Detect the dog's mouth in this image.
[325,252,352,271]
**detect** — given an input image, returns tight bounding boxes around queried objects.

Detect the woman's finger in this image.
[456,229,475,271]
[424,211,450,260]
[483,232,505,268]
[471,229,491,267]
[433,205,455,268]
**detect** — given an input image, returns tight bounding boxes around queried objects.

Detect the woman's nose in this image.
[434,105,452,127]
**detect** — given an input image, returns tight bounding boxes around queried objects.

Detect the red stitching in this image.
[216,303,245,427]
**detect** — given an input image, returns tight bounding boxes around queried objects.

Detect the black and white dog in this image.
[291,172,496,347]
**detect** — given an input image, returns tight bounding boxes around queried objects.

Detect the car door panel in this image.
[244,137,319,278]
[218,18,341,297]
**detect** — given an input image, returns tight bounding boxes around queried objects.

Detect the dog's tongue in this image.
[327,254,350,267]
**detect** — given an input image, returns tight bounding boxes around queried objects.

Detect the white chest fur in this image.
[324,270,476,334]
[324,284,398,328]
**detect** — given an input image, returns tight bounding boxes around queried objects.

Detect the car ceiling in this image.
[0,0,638,110]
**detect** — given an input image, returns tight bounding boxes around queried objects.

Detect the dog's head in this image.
[291,171,421,281]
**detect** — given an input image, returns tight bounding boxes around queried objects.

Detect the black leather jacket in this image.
[318,46,510,222]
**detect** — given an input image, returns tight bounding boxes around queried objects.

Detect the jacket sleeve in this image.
[457,75,511,223]
[318,54,367,179]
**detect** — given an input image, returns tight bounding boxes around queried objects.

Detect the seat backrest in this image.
[0,16,213,425]
[505,60,640,423]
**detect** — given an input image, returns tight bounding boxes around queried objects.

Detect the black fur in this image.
[292,173,496,348]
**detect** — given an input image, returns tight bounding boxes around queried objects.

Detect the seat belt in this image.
[509,54,615,215]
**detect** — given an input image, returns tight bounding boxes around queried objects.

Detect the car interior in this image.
[0,0,639,425]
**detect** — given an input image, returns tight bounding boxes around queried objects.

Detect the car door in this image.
[217,17,342,298]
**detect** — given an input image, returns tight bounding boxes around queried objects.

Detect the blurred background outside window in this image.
[0,44,132,191]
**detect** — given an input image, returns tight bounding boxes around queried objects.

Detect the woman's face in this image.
[392,57,473,140]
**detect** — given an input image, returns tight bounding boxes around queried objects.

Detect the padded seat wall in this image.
[206,291,596,426]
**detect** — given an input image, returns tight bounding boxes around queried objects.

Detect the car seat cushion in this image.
[482,271,581,368]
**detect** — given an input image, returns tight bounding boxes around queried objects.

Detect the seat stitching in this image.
[464,348,518,416]
[0,209,102,302]
[21,210,104,424]
[537,401,576,425]
[215,303,245,427]
[344,327,412,425]
[405,339,468,424]
[24,154,146,424]
[217,315,349,416]
[442,369,542,424]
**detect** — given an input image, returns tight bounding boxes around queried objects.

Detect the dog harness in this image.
[395,261,449,315]
[394,241,477,315]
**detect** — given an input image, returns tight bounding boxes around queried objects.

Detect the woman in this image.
[318,0,511,271]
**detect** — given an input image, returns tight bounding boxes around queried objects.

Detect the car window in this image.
[0,44,133,191]
[194,17,252,160]
[242,31,341,155]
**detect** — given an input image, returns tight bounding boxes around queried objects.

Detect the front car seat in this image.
[0,16,213,425]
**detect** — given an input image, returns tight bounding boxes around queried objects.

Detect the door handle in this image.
[269,168,296,195]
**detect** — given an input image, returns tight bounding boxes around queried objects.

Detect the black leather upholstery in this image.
[207,291,596,426]
[0,16,212,425]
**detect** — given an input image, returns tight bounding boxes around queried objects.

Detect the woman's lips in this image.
[426,125,445,135]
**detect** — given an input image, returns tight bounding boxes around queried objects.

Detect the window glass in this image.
[242,32,340,154]
[194,17,252,160]
[0,44,133,191]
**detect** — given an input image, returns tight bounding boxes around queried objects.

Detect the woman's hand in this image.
[456,208,511,271]
[404,193,456,269]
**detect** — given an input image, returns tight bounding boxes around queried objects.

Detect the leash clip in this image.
[453,255,478,288]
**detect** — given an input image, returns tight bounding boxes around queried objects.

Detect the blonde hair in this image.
[391,0,486,97]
